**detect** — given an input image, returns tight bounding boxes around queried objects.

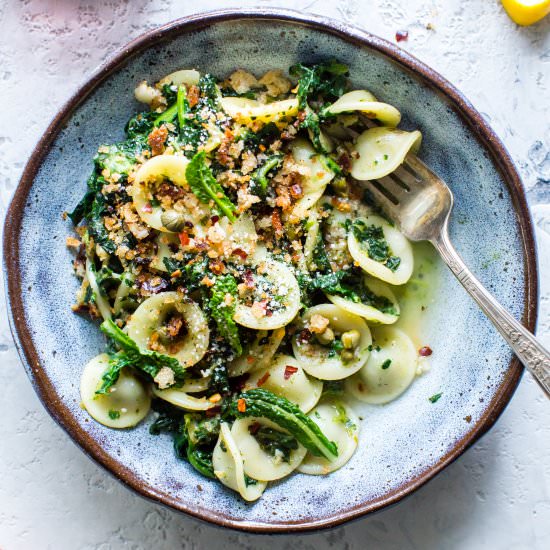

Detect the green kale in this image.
[220,86,258,100]
[187,414,220,447]
[289,59,349,109]
[197,74,221,110]
[322,380,345,398]
[252,426,298,463]
[229,389,338,461]
[163,254,210,291]
[311,231,332,273]
[176,84,188,133]
[186,151,237,222]
[126,111,156,139]
[208,274,242,355]
[206,348,232,396]
[304,270,358,300]
[94,142,138,178]
[96,319,186,394]
[161,83,177,104]
[351,220,401,272]
[250,154,283,196]
[87,194,116,254]
[149,398,184,435]
[182,414,218,478]
[240,122,280,152]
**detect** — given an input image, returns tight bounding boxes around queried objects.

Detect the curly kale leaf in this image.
[289,59,349,109]
[87,194,116,253]
[207,274,242,355]
[96,320,186,395]
[253,426,298,463]
[163,254,211,291]
[94,142,139,178]
[250,154,283,196]
[126,111,156,139]
[197,74,221,110]
[351,220,401,272]
[186,151,237,222]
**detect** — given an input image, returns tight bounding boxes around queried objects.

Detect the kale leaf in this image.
[163,254,211,291]
[250,154,283,196]
[253,426,298,463]
[126,111,156,139]
[208,274,242,355]
[186,151,237,222]
[351,220,401,272]
[94,143,138,178]
[289,59,349,109]
[96,319,186,394]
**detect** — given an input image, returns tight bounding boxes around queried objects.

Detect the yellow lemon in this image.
[502,0,550,26]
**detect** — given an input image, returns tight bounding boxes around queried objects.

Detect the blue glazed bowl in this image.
[3,9,538,532]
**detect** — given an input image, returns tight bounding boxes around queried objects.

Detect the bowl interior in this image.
[6,14,533,531]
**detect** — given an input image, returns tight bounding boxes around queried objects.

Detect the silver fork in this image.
[364,154,550,396]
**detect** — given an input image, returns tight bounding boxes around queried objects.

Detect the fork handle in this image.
[432,230,550,397]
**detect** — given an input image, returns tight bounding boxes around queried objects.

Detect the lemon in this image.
[502,0,550,26]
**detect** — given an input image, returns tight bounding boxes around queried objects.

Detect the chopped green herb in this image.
[108,409,121,420]
[428,392,442,403]
[381,359,392,370]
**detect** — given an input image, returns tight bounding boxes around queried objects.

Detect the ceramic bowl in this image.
[3,9,538,532]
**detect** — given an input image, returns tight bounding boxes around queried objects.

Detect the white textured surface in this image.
[0,1,549,548]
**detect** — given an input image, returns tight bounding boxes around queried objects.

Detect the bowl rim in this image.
[3,8,538,533]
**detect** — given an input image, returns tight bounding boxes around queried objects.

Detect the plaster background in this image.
[0,1,549,549]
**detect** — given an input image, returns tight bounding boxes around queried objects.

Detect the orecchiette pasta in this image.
[346,326,418,404]
[231,417,307,481]
[80,354,151,428]
[347,215,414,285]
[126,292,209,367]
[213,423,267,501]
[351,127,422,181]
[245,355,323,413]
[292,304,372,380]
[325,90,401,127]
[234,260,301,330]
[298,400,359,475]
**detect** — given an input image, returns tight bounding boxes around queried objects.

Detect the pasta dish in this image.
[67,61,432,500]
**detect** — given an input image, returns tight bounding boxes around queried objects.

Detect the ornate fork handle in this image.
[433,230,550,396]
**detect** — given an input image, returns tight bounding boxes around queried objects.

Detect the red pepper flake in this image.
[419,346,433,357]
[243,269,255,289]
[142,202,153,213]
[237,398,247,413]
[284,365,298,380]
[178,231,190,247]
[396,30,409,42]
[232,248,248,260]
[211,215,220,224]
[257,372,270,387]
[271,209,283,236]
